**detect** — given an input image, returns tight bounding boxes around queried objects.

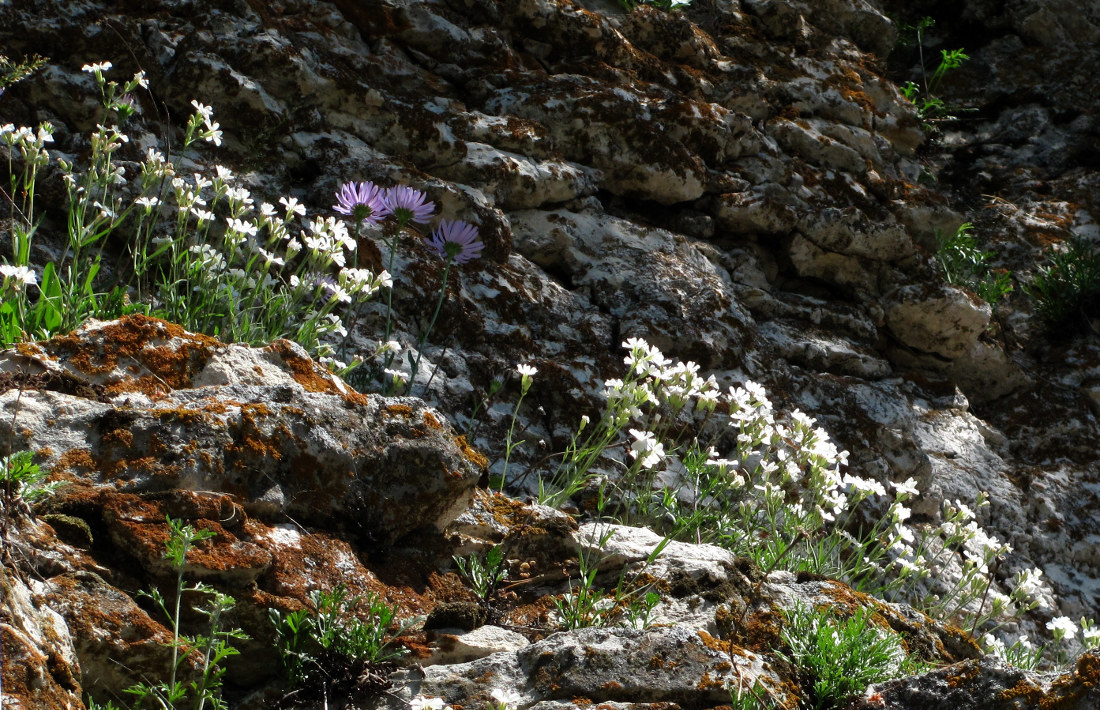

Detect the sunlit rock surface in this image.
[2,0,1099,707]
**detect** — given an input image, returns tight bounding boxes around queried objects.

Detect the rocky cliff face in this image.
[1,0,1098,708]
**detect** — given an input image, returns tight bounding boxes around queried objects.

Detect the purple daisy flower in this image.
[383,185,435,226]
[334,181,388,225]
[427,219,484,264]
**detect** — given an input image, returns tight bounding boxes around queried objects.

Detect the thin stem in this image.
[500,389,529,492]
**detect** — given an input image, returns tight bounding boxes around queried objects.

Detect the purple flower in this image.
[427,219,484,264]
[383,185,435,226]
[334,181,388,226]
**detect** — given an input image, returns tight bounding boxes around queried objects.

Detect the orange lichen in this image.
[698,629,730,654]
[999,677,1044,704]
[454,435,488,469]
[267,339,369,405]
[100,428,134,448]
[50,314,219,390]
[1040,652,1100,709]
[154,407,211,425]
[385,404,414,417]
[423,411,443,429]
[945,661,981,689]
[53,448,97,475]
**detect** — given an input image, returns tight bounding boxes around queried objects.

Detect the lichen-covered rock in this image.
[850,651,1100,710]
[0,316,483,545]
[0,545,83,710]
[398,624,796,709]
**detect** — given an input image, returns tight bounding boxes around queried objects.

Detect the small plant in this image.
[269,583,410,695]
[0,53,47,93]
[125,516,248,710]
[332,181,487,394]
[1,449,64,506]
[727,676,783,710]
[935,222,1013,304]
[553,523,666,631]
[453,544,508,604]
[554,527,617,630]
[1024,237,1100,329]
[779,602,907,710]
[497,363,536,491]
[983,632,1045,670]
[1,63,388,362]
[896,17,970,122]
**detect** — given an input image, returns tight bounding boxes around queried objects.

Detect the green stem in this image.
[500,389,528,492]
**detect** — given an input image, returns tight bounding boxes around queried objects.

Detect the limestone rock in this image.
[887,286,993,359]
[0,316,483,546]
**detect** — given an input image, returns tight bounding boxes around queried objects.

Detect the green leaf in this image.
[32,261,63,335]
[0,301,22,345]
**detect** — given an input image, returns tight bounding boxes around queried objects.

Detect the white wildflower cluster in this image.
[556,338,1077,658]
[133,147,389,357]
[0,122,53,162]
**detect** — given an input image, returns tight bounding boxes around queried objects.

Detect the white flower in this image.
[1047,616,1078,640]
[891,477,920,498]
[226,217,258,237]
[516,363,537,395]
[842,474,887,499]
[628,429,665,470]
[1013,567,1045,602]
[280,195,306,217]
[134,196,160,210]
[215,165,234,182]
[226,186,253,205]
[204,121,223,146]
[82,61,112,74]
[0,264,37,288]
[889,503,911,524]
[132,70,148,89]
[950,499,977,522]
[254,246,285,268]
[190,100,213,121]
[491,688,522,707]
[409,697,446,710]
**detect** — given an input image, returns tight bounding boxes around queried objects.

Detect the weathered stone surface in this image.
[2,0,1100,706]
[421,624,531,666]
[850,652,1100,710]
[0,550,83,710]
[0,316,483,546]
[887,286,993,359]
[401,625,795,709]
